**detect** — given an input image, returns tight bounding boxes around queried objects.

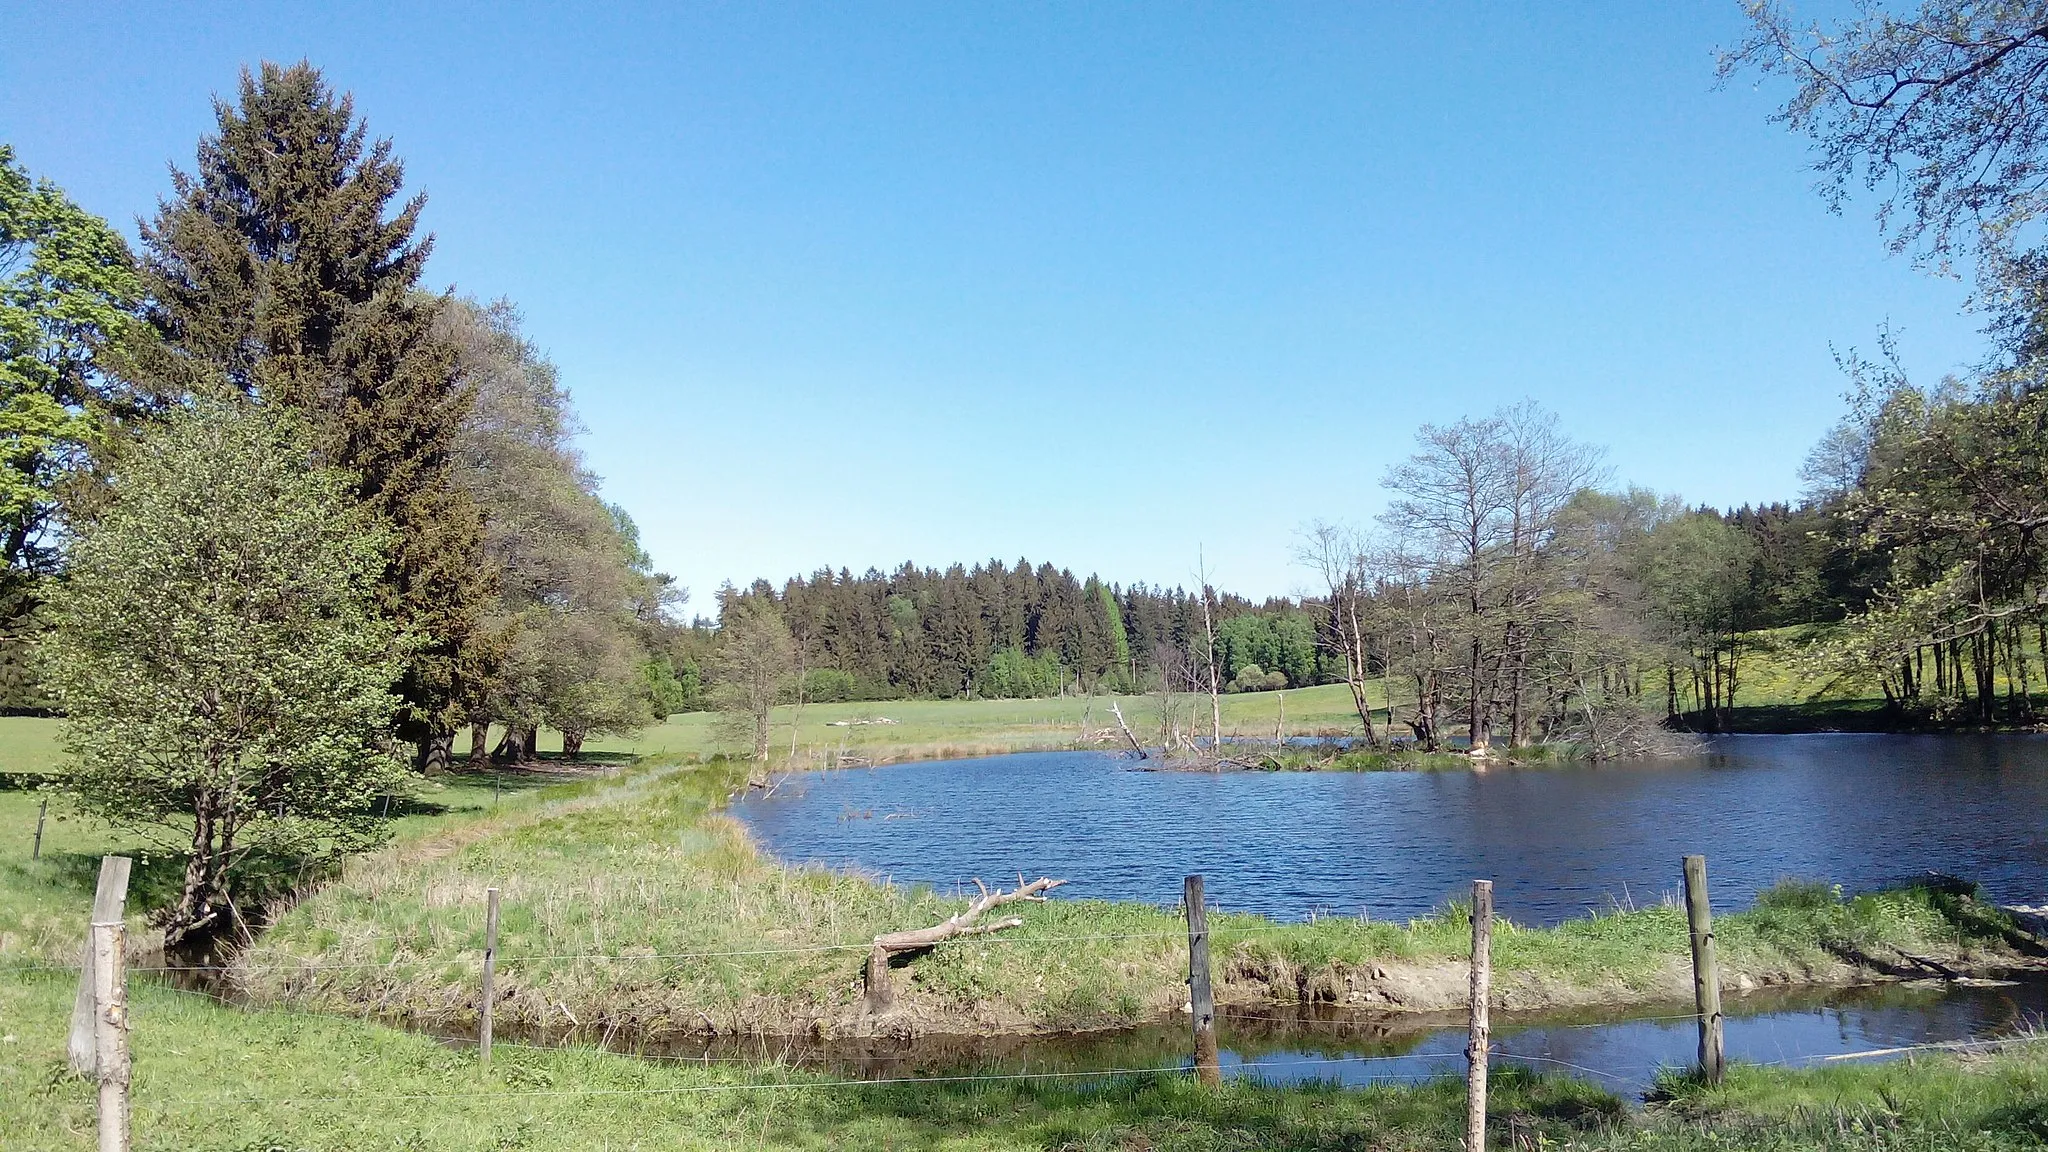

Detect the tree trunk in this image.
[561,729,585,760]
[1467,637,1492,754]
[521,725,538,761]
[416,728,453,776]
[468,720,491,768]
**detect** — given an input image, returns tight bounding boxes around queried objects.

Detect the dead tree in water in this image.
[864,876,1066,1012]
[1195,551,1223,753]
[1107,701,1147,757]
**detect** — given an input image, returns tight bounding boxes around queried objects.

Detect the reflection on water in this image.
[560,975,2048,1099]
[1223,976,2048,1095]
[736,734,2048,923]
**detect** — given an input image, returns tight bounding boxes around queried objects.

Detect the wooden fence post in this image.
[1683,855,1724,1083]
[1184,874,1219,1086]
[1467,879,1493,1152]
[70,856,131,1074]
[481,886,500,1069]
[91,919,129,1152]
[32,797,47,861]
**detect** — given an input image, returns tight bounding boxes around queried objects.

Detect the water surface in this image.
[736,735,2048,922]
[566,977,2048,1099]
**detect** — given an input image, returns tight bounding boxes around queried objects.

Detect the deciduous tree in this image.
[41,401,405,950]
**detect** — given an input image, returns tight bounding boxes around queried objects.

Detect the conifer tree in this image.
[125,62,488,764]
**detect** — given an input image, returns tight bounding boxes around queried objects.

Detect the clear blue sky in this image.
[2,2,1983,606]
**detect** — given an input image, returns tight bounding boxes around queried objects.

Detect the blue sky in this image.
[2,3,1984,606]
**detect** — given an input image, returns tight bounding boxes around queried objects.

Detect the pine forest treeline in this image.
[707,565,1323,705]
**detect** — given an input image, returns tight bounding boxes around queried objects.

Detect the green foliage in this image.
[640,656,691,717]
[978,645,1064,698]
[1098,582,1130,668]
[802,666,858,703]
[128,62,489,746]
[38,400,408,934]
[0,145,141,612]
[1216,610,1320,689]
[711,599,796,764]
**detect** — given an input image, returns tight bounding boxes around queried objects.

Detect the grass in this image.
[597,682,1388,766]
[0,966,1636,1152]
[0,762,539,965]
[9,966,2048,1151]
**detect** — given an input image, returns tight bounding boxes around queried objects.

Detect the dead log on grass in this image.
[863,875,1067,1013]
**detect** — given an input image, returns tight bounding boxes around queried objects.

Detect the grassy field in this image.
[8,967,2048,1151]
[0,684,1388,779]
[594,681,1387,765]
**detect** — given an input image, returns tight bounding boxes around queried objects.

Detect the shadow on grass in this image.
[31,847,188,917]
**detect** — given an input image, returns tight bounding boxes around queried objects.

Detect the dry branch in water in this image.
[1107,701,1147,758]
[864,875,1067,1012]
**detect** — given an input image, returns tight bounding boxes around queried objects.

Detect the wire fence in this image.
[19,851,2047,1152]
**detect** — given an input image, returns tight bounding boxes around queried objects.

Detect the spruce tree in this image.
[128,61,487,764]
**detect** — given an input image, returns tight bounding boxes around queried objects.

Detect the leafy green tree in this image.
[0,146,141,625]
[439,298,669,761]
[710,597,796,781]
[640,656,691,717]
[1635,510,1759,729]
[125,62,488,764]
[41,400,405,948]
[979,646,1062,698]
[1726,3,2048,304]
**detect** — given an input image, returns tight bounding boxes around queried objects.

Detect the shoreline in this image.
[218,757,2048,1046]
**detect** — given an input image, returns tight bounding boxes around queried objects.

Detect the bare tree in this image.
[1298,522,1382,746]
[1194,549,1223,753]
[1381,401,1605,754]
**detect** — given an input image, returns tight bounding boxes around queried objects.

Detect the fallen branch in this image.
[864,875,1067,1012]
[1107,701,1147,759]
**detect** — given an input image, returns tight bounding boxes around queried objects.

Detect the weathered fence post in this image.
[1682,855,1724,1083]
[1184,874,1219,1086]
[32,797,47,860]
[481,886,500,1069]
[91,919,129,1152]
[1466,880,1493,1152]
[70,856,131,1074]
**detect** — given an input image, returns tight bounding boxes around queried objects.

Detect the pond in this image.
[734,734,2048,923]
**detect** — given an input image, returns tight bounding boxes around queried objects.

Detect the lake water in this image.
[734,734,2048,923]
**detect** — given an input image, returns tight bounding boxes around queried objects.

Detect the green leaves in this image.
[0,144,141,581]
[40,400,408,926]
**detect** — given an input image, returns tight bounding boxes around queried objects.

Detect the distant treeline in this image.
[678,562,1330,703]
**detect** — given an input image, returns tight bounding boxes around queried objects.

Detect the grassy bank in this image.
[0,685,1385,777]
[9,968,2048,1151]
[223,757,2038,1040]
